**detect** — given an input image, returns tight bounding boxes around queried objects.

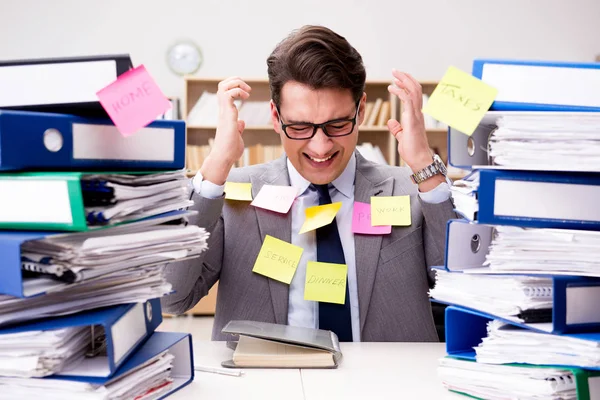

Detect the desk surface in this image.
[173,341,463,399]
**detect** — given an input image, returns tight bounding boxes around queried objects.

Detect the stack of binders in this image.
[432,59,600,399]
[0,55,200,398]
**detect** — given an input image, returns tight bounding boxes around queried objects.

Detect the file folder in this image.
[0,110,185,171]
[53,332,194,398]
[472,58,600,111]
[0,210,194,298]
[0,54,132,117]
[0,170,192,231]
[454,169,600,230]
[0,299,162,378]
[445,305,600,369]
[449,110,600,171]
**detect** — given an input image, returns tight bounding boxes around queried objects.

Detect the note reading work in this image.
[370,195,411,226]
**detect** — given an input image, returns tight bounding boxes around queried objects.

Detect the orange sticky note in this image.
[252,235,303,284]
[298,202,342,234]
[251,185,298,214]
[225,182,253,201]
[96,65,171,137]
[370,196,411,226]
[422,66,498,136]
[304,261,347,304]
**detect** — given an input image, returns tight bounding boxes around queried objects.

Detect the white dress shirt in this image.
[193,152,450,341]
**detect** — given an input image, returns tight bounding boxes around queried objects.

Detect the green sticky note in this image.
[225,182,253,201]
[422,66,498,136]
[370,195,411,226]
[304,261,347,305]
[252,235,303,284]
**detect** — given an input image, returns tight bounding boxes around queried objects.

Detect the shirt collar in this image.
[286,152,356,199]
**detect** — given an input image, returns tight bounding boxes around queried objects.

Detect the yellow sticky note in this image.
[422,66,498,136]
[225,182,253,201]
[304,261,347,304]
[252,235,303,284]
[370,196,411,226]
[298,202,342,234]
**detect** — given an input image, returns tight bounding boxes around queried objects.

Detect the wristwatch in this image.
[410,154,448,184]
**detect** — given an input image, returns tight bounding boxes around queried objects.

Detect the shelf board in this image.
[426,128,448,134]
[188,125,274,131]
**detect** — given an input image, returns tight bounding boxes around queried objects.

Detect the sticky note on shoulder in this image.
[97,65,171,137]
[299,202,342,234]
[304,261,347,304]
[371,196,411,226]
[422,66,498,136]
[352,202,391,234]
[225,182,253,201]
[252,235,303,284]
[251,184,297,213]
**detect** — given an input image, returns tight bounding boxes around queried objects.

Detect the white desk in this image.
[173,341,463,399]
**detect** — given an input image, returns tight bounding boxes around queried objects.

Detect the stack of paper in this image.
[0,351,174,400]
[82,170,192,225]
[0,326,90,377]
[475,320,600,368]
[485,225,600,276]
[489,113,600,171]
[449,173,478,220]
[438,357,578,400]
[430,270,553,320]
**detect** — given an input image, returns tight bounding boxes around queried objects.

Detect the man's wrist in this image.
[200,155,234,186]
[408,154,435,174]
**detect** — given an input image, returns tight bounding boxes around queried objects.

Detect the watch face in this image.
[167,41,203,76]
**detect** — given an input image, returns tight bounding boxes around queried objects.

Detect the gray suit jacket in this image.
[162,152,456,341]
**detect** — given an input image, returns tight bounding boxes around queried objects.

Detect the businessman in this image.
[162,25,456,342]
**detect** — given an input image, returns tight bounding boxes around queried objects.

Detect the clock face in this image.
[167,41,203,76]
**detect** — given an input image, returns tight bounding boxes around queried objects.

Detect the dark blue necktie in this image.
[313,184,353,342]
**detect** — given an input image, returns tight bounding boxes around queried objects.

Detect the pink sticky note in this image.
[251,185,298,214]
[352,202,392,235]
[96,65,171,136]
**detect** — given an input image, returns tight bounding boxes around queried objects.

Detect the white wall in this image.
[1,0,598,98]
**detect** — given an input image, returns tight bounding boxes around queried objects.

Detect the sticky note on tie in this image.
[224,182,253,201]
[298,202,342,234]
[96,65,172,137]
[304,261,347,304]
[422,66,498,136]
[370,196,411,226]
[352,202,392,235]
[252,235,303,284]
[251,185,298,214]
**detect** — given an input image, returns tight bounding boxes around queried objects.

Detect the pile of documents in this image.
[434,58,600,399]
[0,54,197,397]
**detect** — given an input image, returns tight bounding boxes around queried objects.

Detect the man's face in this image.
[270,82,365,185]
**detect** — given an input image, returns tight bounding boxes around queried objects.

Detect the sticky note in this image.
[304,261,347,304]
[370,196,411,226]
[96,65,172,137]
[422,66,498,136]
[298,202,342,234]
[252,235,303,284]
[225,182,253,201]
[251,185,298,214]
[352,202,392,235]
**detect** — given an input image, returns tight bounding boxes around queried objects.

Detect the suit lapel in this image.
[250,156,292,325]
[353,153,394,333]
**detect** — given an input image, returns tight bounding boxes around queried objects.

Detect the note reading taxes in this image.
[96,65,171,137]
[352,201,392,234]
[224,182,253,201]
[251,184,298,214]
[252,235,304,284]
[299,202,342,234]
[370,195,411,226]
[304,261,348,304]
[422,65,498,136]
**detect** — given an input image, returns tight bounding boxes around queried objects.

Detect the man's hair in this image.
[267,25,366,108]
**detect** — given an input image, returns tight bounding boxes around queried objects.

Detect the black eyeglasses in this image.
[276,101,360,140]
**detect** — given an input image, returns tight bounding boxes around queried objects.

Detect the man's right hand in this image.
[200,77,251,185]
